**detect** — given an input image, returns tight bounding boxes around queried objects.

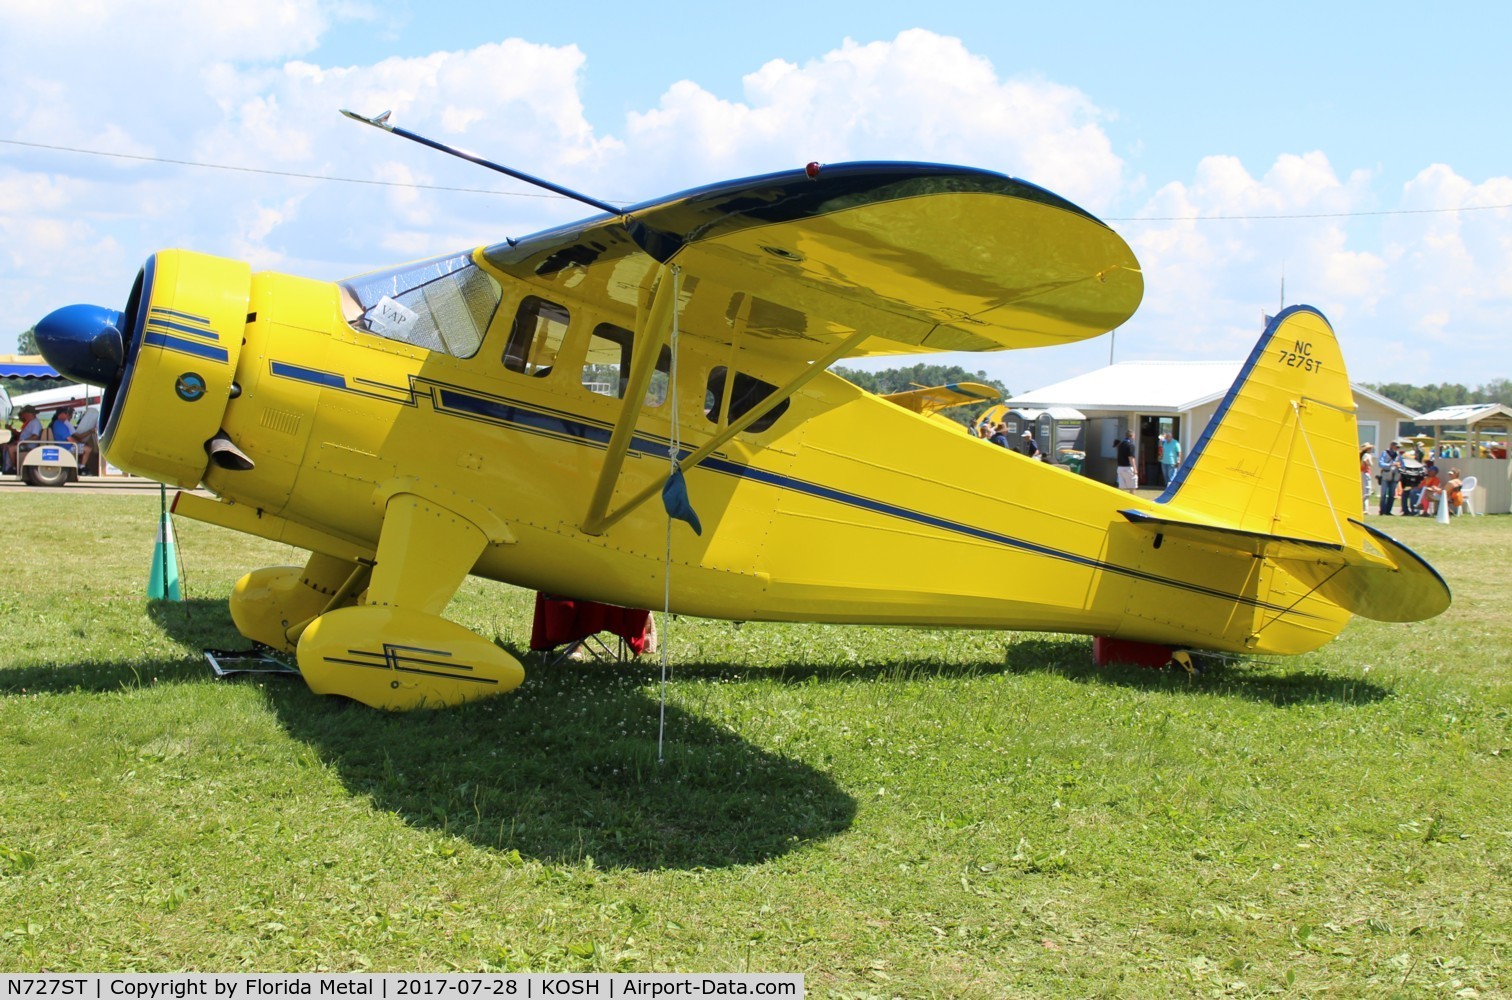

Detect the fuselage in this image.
[165,251,1344,657]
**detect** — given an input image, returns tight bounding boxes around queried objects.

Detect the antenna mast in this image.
[340,109,624,217]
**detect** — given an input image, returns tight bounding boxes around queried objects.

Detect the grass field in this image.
[1,493,1507,997]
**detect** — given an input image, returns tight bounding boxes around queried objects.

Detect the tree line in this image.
[1362,379,1512,415]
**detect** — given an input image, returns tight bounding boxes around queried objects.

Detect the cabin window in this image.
[705,367,789,433]
[581,323,670,406]
[503,296,569,377]
[337,251,500,358]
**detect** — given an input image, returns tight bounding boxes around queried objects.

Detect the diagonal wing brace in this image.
[580,265,680,535]
[585,327,871,537]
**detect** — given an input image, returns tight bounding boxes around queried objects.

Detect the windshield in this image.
[338,251,501,359]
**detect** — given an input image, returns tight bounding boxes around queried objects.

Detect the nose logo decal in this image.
[175,372,207,402]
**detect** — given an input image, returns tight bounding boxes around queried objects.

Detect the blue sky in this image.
[2,0,1508,393]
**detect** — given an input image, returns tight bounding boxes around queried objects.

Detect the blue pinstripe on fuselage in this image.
[267,359,1310,618]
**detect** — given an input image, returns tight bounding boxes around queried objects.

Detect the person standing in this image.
[1021,430,1043,461]
[1160,432,1182,486]
[1377,442,1403,515]
[1401,457,1426,515]
[1116,430,1138,492]
[1359,443,1375,515]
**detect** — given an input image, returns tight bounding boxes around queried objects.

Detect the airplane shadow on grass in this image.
[6,601,1387,868]
[0,599,855,871]
[652,635,1392,707]
[1001,637,1393,706]
[257,667,858,871]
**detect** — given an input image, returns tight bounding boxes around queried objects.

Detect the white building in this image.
[1009,360,1417,488]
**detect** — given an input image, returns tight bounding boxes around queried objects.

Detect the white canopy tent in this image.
[1412,403,1511,514]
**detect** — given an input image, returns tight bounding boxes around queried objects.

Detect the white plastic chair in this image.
[1459,475,1478,516]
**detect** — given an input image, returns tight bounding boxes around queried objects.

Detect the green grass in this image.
[1,494,1508,996]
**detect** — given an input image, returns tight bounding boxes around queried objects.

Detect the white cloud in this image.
[1375,165,1512,359]
[0,13,1508,391]
[1,22,1127,326]
[621,30,1123,210]
[0,15,617,308]
[1086,151,1512,389]
[0,0,327,63]
[1112,152,1398,374]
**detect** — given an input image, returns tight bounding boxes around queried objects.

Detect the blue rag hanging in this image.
[661,466,702,535]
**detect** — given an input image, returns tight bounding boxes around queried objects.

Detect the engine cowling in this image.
[38,249,251,487]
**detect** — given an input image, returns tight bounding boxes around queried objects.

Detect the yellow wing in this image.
[481,162,1142,363]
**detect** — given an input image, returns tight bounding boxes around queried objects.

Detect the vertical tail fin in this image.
[1149,305,1449,623]
[1161,306,1358,542]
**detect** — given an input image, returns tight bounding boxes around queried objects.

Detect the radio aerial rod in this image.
[340,109,625,218]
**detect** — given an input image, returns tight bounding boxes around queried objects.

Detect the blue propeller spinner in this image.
[34,303,126,387]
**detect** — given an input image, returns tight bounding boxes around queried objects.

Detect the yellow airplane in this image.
[34,113,1449,710]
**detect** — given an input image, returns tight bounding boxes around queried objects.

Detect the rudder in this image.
[1160,306,1359,543]
[1148,305,1450,625]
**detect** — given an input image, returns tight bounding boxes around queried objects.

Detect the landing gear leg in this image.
[295,493,525,710]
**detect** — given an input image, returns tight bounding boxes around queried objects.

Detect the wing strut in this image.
[581,265,679,536]
[588,328,871,536]
[716,295,754,429]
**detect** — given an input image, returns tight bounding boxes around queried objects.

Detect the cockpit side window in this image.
[582,323,670,406]
[706,367,789,433]
[503,297,569,377]
[338,252,500,359]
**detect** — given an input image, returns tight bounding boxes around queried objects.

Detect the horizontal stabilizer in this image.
[1122,510,1451,623]
[1307,519,1453,623]
[1121,509,1345,559]
[882,381,1001,415]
